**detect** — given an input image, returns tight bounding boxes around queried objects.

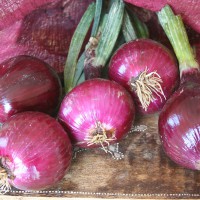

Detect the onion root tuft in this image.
[0,168,11,194]
[130,67,166,111]
[85,121,116,151]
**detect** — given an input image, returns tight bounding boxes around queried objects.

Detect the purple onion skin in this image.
[0,111,72,190]
[58,78,135,148]
[109,39,179,115]
[0,55,62,123]
[194,43,200,65]
[159,69,200,170]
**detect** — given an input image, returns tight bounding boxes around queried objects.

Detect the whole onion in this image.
[0,111,72,191]
[158,6,200,170]
[108,39,179,115]
[0,55,62,123]
[58,78,135,149]
[159,70,200,170]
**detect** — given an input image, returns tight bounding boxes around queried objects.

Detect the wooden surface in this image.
[2,114,200,199]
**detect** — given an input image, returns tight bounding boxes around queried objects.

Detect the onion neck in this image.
[180,68,200,85]
[84,36,102,80]
[157,5,199,77]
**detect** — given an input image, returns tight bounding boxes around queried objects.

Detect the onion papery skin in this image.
[58,78,135,148]
[108,39,179,115]
[159,69,200,170]
[0,55,62,123]
[0,111,72,190]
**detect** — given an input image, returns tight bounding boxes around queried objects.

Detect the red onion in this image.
[0,111,72,191]
[108,39,179,115]
[159,71,200,170]
[58,78,135,149]
[158,6,200,170]
[0,55,62,123]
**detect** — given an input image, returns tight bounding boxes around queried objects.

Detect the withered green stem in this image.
[122,10,137,42]
[157,5,199,76]
[94,0,124,68]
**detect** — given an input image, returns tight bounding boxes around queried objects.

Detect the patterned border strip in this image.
[2,190,200,198]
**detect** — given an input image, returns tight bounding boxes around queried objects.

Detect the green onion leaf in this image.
[122,10,137,42]
[64,3,95,93]
[94,0,125,67]
[73,53,85,86]
[91,0,103,37]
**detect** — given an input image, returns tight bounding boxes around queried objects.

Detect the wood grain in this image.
[2,114,200,199]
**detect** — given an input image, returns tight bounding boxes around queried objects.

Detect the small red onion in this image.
[0,55,62,123]
[58,78,135,149]
[108,39,179,115]
[0,111,72,191]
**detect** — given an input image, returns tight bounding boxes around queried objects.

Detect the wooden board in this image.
[2,114,200,199]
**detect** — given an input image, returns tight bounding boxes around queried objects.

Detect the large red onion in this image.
[158,6,200,170]
[108,39,179,115]
[0,111,72,190]
[0,55,62,123]
[159,70,200,170]
[58,78,135,149]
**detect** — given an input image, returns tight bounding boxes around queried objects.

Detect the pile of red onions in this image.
[108,38,179,115]
[0,111,72,190]
[58,78,135,149]
[158,6,200,170]
[0,55,62,123]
